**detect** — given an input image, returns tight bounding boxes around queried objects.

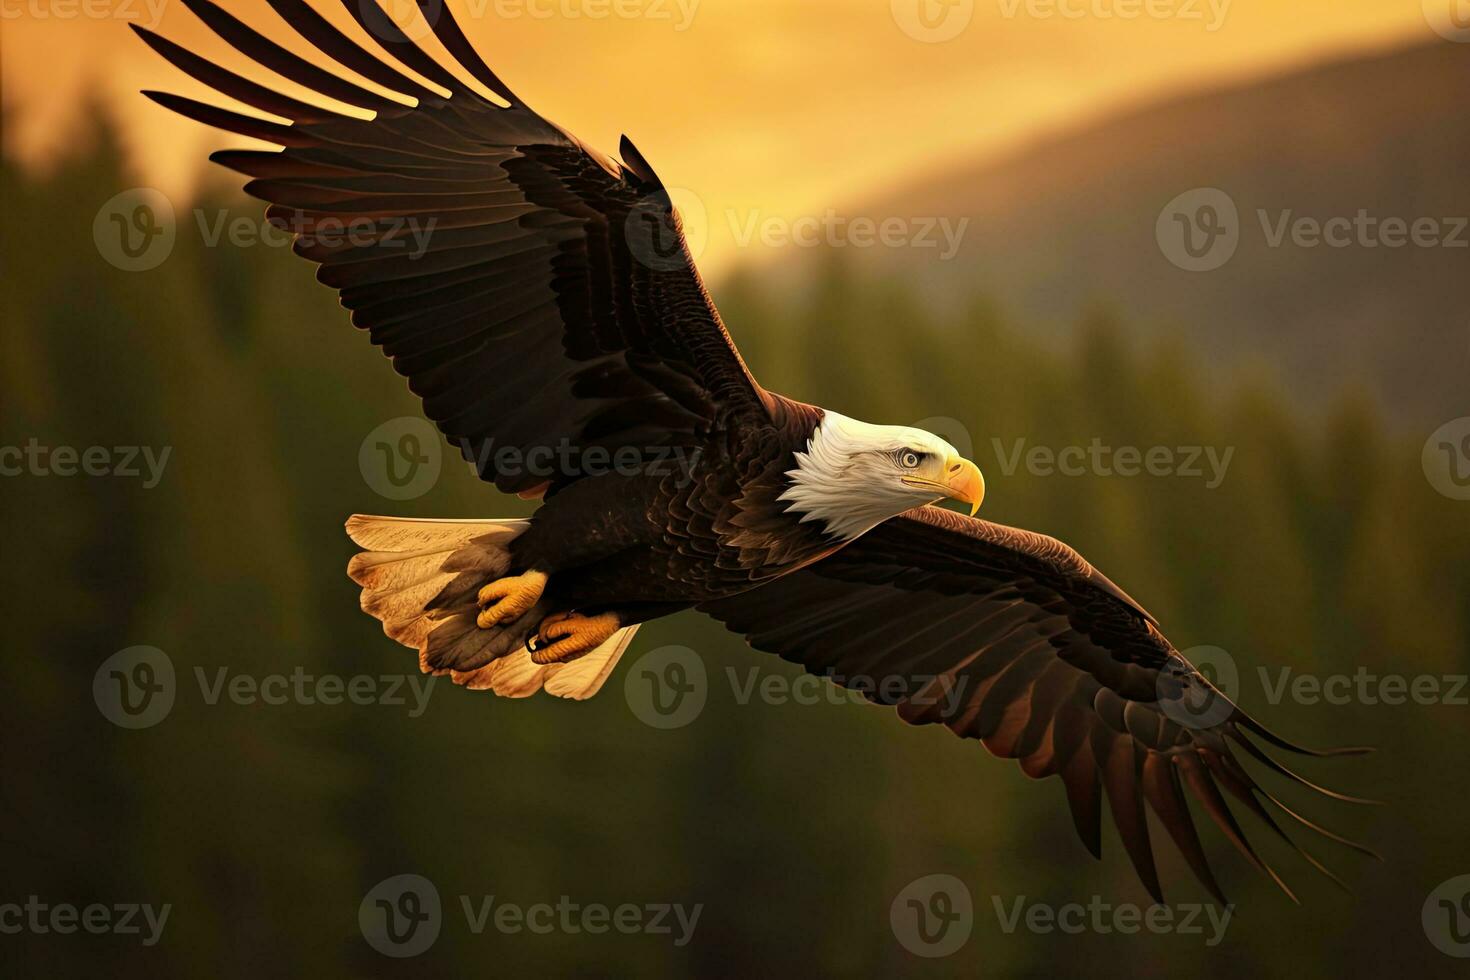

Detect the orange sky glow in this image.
[1,0,1437,274]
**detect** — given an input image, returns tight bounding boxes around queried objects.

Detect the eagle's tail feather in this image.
[344,514,636,701]
[451,623,641,701]
[346,514,525,648]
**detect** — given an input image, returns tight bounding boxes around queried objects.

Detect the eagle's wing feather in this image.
[700,505,1377,903]
[136,0,771,496]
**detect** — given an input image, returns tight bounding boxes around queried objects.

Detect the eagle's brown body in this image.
[516,396,831,619]
[407,395,835,674]
[138,0,1374,905]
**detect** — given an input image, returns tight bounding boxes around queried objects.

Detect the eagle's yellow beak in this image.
[941,456,985,516]
[901,455,986,515]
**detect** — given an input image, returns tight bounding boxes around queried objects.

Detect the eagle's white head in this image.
[779,411,986,541]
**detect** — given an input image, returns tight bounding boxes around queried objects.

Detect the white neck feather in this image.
[778,411,938,542]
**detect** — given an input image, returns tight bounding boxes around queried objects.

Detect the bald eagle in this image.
[136,0,1375,903]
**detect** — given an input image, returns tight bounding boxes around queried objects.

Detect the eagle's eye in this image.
[898,450,922,469]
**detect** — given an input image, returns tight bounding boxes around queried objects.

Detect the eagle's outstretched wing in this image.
[135,0,771,497]
[701,505,1377,903]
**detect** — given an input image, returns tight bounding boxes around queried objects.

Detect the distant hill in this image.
[820,39,1469,429]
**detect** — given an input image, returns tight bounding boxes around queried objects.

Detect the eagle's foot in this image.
[475,571,547,629]
[528,611,621,665]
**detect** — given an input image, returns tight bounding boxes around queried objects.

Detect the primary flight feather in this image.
[135,0,1375,903]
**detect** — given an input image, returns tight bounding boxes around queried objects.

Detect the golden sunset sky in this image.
[0,0,1441,273]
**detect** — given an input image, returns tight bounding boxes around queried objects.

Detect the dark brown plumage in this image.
[137,0,1375,904]
[702,507,1379,903]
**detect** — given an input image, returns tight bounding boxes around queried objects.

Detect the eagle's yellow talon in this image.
[536,611,575,643]
[475,570,547,629]
[529,612,620,665]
